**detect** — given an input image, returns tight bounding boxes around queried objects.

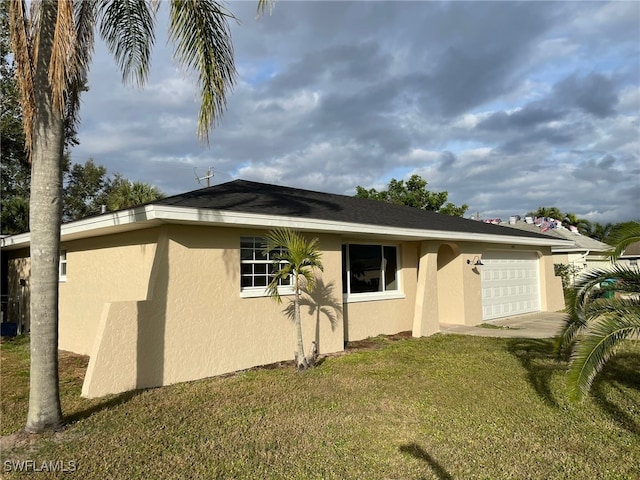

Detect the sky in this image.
[73,1,640,224]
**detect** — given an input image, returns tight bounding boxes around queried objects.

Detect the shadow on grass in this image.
[508,338,640,434]
[590,352,640,435]
[399,443,453,480]
[506,338,563,407]
[65,389,144,425]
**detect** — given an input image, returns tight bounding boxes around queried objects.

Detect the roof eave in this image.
[1,205,574,250]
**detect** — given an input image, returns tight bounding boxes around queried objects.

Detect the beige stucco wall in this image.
[411,241,565,332]
[3,222,566,398]
[59,228,160,355]
[410,240,485,329]
[82,226,345,397]
[538,247,565,312]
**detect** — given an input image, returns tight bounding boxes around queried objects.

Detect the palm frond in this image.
[265,263,292,304]
[256,0,275,17]
[48,0,75,113]
[582,296,640,319]
[556,312,588,357]
[558,264,640,353]
[168,0,236,142]
[556,218,640,401]
[606,221,640,260]
[568,264,640,316]
[65,0,97,130]
[263,228,323,300]
[567,312,640,401]
[98,0,158,86]
[9,0,35,157]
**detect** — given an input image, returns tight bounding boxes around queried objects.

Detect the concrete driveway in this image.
[439,311,568,339]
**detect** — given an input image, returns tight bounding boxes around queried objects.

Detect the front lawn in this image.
[1,333,638,479]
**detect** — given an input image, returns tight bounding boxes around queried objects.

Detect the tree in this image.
[2,0,83,234]
[9,0,236,432]
[1,0,30,234]
[355,174,468,217]
[105,175,164,211]
[63,159,164,219]
[557,223,640,401]
[583,221,614,243]
[526,207,603,236]
[527,206,564,221]
[263,228,324,370]
[62,158,110,221]
[2,152,164,229]
[560,212,592,236]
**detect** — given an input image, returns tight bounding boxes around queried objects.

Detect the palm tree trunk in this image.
[25,1,64,432]
[294,272,307,369]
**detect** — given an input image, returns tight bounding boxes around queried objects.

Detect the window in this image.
[342,244,400,297]
[59,250,67,282]
[240,237,291,295]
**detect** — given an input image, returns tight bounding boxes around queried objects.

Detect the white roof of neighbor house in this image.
[1,180,573,251]
[500,220,610,253]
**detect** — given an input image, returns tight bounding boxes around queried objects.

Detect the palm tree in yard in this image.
[264,228,324,370]
[9,0,237,432]
[557,221,640,401]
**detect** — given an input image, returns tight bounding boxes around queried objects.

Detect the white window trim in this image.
[59,250,67,282]
[343,243,402,300]
[343,291,405,303]
[240,285,296,299]
[240,236,292,298]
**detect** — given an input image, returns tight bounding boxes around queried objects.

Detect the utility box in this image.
[1,322,18,337]
[600,279,617,299]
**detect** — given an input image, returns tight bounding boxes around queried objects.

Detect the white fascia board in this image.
[553,247,592,253]
[552,247,609,253]
[152,206,574,247]
[0,205,159,250]
[1,204,574,250]
[61,205,159,236]
[0,232,31,249]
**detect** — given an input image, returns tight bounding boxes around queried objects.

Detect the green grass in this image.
[1,333,639,479]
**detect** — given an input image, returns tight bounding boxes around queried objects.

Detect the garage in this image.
[481,251,541,321]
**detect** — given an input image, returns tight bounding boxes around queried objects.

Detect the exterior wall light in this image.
[467,256,484,267]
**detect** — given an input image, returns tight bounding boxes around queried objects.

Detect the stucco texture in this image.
[5,224,565,398]
[82,226,345,397]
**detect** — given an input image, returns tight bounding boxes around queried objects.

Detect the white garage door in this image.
[481,251,540,321]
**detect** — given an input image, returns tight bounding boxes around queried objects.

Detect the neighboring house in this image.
[619,241,640,267]
[1,180,571,397]
[500,218,612,283]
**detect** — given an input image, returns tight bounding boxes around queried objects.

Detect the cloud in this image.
[71,1,639,225]
[553,73,619,118]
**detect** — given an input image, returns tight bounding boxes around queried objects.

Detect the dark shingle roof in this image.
[155,179,556,241]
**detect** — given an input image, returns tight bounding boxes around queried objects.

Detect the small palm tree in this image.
[558,222,640,401]
[263,228,323,370]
